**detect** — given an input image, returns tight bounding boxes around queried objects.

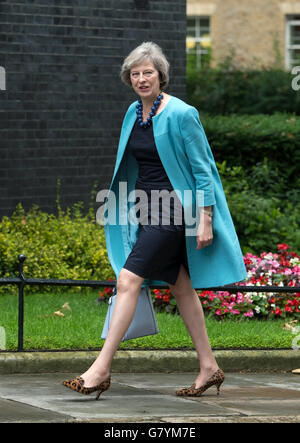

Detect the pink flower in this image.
[216,309,222,316]
[237,294,244,304]
[230,309,240,315]
[292,266,300,275]
[268,260,280,268]
[244,310,254,317]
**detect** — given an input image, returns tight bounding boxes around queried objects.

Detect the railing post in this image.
[17,254,26,352]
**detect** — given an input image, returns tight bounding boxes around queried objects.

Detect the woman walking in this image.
[63,42,247,399]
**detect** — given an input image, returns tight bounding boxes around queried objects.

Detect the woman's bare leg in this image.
[168,264,219,388]
[80,268,144,387]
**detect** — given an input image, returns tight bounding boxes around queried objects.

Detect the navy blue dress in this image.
[122,118,190,285]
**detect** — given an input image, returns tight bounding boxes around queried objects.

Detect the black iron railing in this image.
[0,254,299,352]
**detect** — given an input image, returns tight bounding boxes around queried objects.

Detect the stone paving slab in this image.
[0,398,72,423]
[0,372,299,423]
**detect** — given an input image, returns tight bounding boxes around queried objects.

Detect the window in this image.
[286,15,300,69]
[186,16,211,68]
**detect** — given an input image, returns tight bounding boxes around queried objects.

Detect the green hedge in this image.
[200,112,300,186]
[217,158,300,254]
[0,202,115,294]
[187,66,300,115]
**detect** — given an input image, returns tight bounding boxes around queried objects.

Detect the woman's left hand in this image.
[196,214,213,249]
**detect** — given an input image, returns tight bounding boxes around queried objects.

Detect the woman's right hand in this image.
[196,214,213,250]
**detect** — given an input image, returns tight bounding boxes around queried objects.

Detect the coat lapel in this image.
[110,109,137,188]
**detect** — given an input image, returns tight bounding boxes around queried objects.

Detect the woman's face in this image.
[130,60,161,101]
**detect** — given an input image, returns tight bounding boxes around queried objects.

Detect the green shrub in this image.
[0,201,114,294]
[218,158,300,254]
[201,112,300,187]
[187,63,300,115]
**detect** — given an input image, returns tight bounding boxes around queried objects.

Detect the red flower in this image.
[279,259,290,267]
[275,307,282,316]
[244,258,252,266]
[278,243,290,251]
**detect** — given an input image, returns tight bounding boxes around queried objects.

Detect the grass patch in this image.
[0,291,295,351]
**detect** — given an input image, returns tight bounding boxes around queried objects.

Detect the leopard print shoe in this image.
[62,375,111,400]
[175,368,225,397]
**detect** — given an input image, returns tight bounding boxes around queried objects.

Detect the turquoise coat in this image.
[103,95,247,289]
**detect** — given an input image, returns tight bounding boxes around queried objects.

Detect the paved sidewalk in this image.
[0,372,300,423]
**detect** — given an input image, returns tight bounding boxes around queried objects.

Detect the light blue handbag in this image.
[101,286,159,341]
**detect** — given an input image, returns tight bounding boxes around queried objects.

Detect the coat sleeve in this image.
[179,106,216,207]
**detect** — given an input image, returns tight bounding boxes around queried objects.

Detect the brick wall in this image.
[0,0,186,218]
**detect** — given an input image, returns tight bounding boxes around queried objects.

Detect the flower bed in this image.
[98,244,300,321]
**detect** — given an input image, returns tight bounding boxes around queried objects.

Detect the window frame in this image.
[285,16,300,70]
[186,15,211,68]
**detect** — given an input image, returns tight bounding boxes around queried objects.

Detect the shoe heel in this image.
[95,390,103,401]
[95,377,111,400]
[216,379,224,395]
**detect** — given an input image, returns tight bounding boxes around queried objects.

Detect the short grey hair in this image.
[120,41,170,90]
